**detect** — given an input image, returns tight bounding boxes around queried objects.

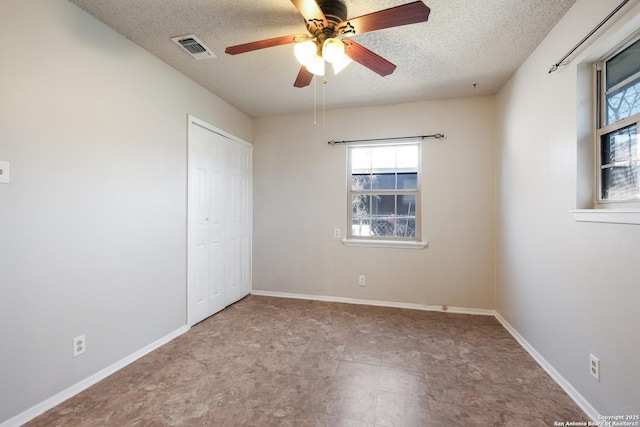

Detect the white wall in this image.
[5,0,637,422]
[495,0,640,416]
[0,0,251,423]
[253,97,496,310]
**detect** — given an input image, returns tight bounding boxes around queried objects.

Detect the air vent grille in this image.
[171,35,216,60]
[180,38,206,54]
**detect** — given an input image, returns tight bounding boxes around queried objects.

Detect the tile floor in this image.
[28,295,589,426]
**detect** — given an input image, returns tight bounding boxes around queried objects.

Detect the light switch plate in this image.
[0,161,9,184]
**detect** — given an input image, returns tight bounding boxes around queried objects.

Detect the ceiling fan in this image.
[225,0,431,88]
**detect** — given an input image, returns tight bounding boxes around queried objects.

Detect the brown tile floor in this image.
[28,295,589,426]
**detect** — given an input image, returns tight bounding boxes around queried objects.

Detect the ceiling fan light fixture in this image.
[307,55,326,76]
[332,53,352,74]
[322,38,345,64]
[294,40,317,66]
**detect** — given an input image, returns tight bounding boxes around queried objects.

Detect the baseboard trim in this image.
[494,312,599,422]
[1,325,189,427]
[250,290,495,316]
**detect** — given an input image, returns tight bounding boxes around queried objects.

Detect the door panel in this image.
[239,145,252,296]
[206,133,226,316]
[209,241,223,302]
[189,125,213,324]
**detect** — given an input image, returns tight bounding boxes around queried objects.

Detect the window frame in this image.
[346,141,422,243]
[595,35,640,206]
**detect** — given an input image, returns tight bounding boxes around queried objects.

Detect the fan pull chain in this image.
[323,78,327,128]
[312,76,328,126]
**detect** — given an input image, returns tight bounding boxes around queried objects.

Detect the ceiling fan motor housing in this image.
[308,0,348,42]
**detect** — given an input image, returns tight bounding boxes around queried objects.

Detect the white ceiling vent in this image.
[171,35,216,60]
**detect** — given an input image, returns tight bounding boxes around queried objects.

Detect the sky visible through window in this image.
[351,145,418,175]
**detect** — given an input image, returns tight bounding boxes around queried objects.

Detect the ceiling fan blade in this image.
[294,66,314,88]
[338,1,430,35]
[290,0,328,29]
[343,40,396,77]
[225,34,308,55]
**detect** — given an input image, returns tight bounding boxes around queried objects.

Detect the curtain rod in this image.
[549,0,630,73]
[328,134,445,145]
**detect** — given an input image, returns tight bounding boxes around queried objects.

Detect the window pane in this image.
[601,124,638,165]
[371,194,396,238]
[401,218,416,238]
[397,172,418,190]
[371,194,395,216]
[606,38,640,89]
[352,173,371,190]
[371,146,396,169]
[352,194,370,218]
[396,145,419,169]
[606,79,640,125]
[371,172,395,190]
[601,164,639,200]
[371,219,396,237]
[398,194,416,216]
[352,194,371,236]
[351,219,371,237]
[351,147,372,171]
[397,195,416,238]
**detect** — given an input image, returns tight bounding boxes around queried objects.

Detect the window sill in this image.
[570,209,640,225]
[341,239,428,249]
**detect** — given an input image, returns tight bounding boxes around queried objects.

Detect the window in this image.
[348,143,420,240]
[596,36,640,203]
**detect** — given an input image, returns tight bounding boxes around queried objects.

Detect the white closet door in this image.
[188,117,251,326]
[207,132,228,315]
[238,143,252,299]
[188,125,225,325]
[224,142,252,305]
[226,141,242,305]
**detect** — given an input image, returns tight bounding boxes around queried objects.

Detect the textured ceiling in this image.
[68,0,577,117]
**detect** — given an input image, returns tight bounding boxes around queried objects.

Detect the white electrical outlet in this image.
[358,275,365,286]
[0,161,10,184]
[73,335,86,357]
[334,228,341,238]
[590,354,600,381]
